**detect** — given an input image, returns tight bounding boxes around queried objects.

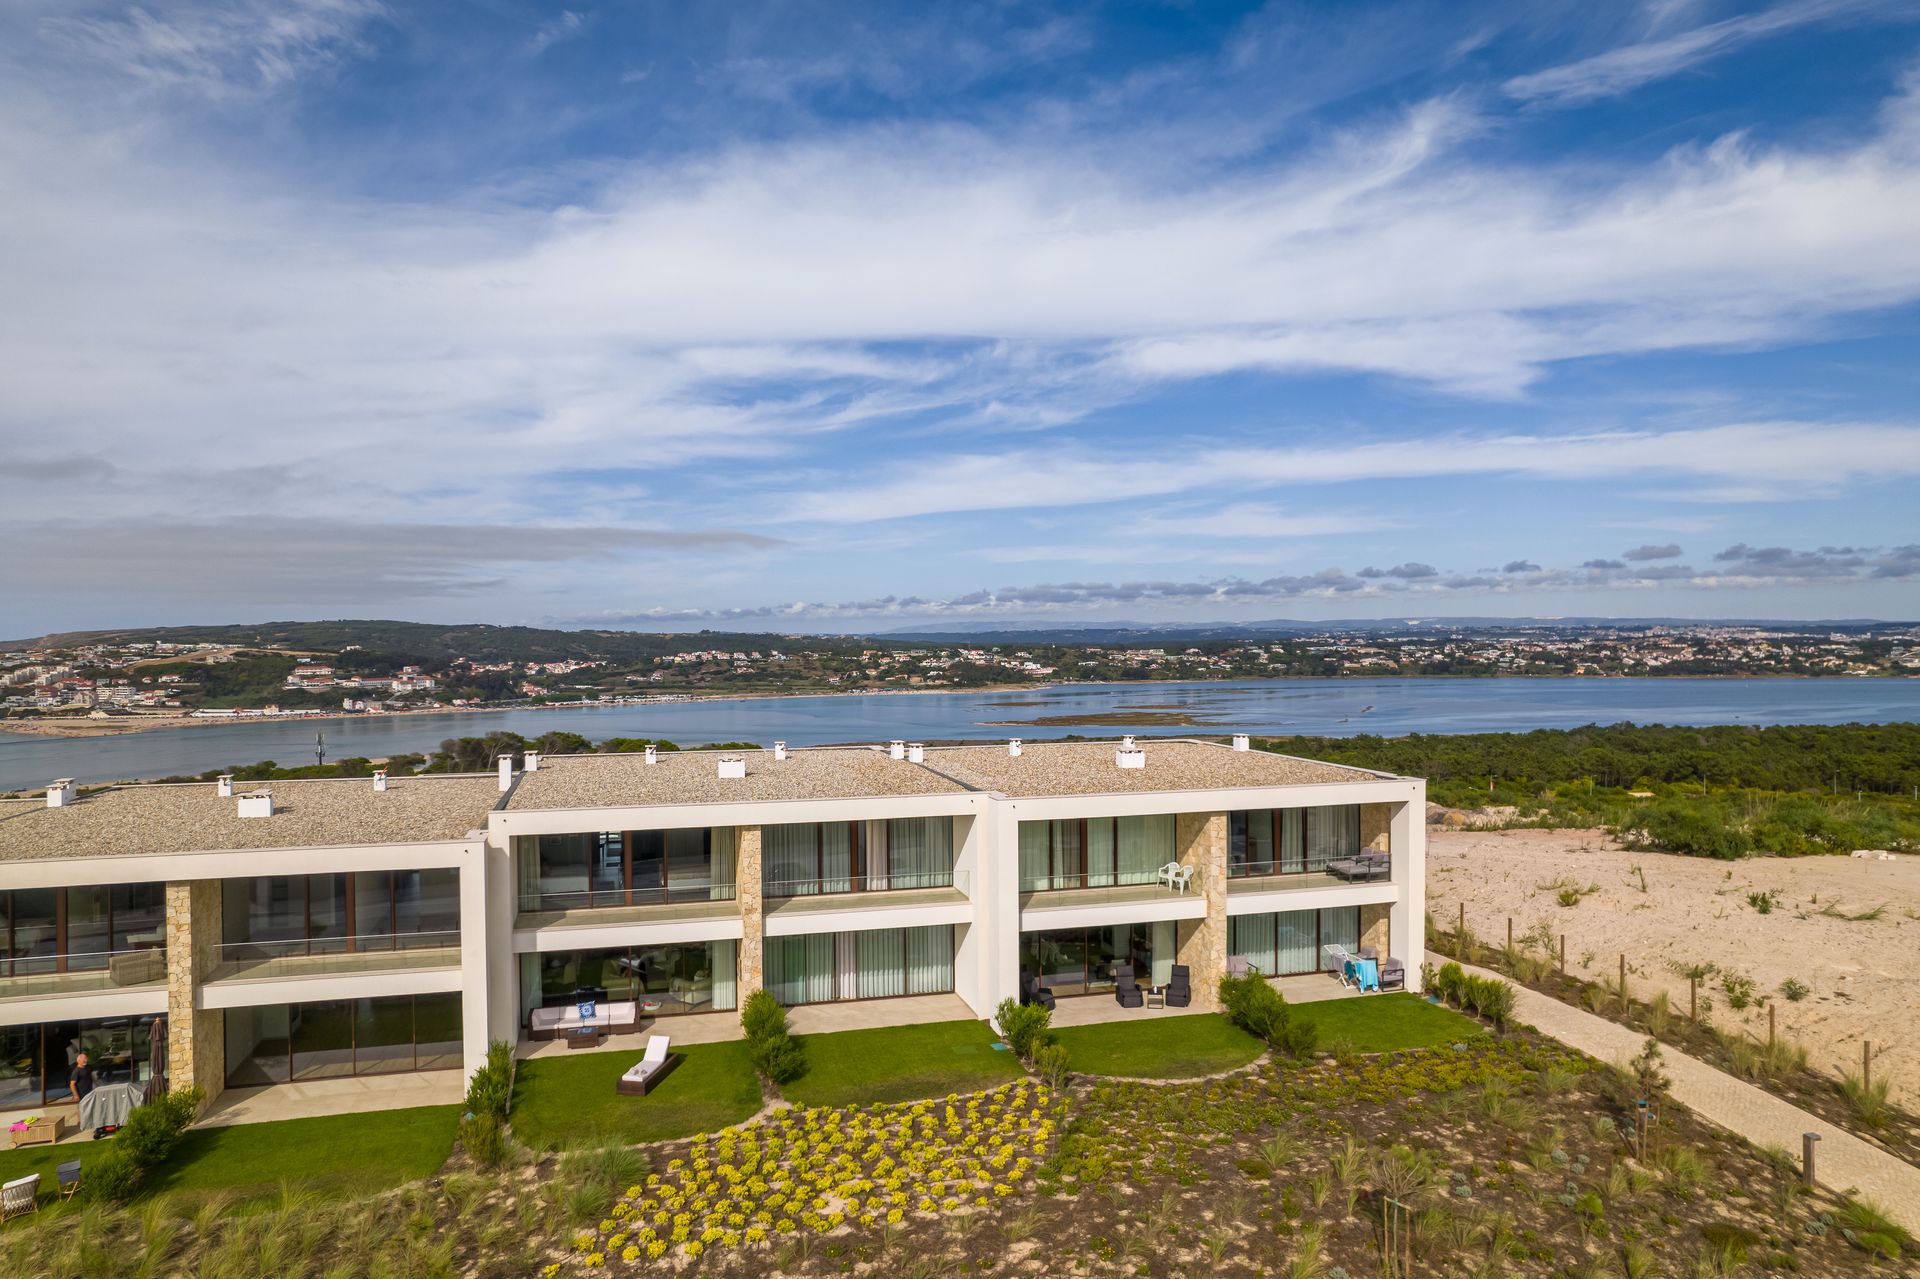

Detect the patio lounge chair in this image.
[56,1161,80,1201]
[1114,968,1143,1008]
[1379,958,1405,991]
[1029,971,1059,1013]
[1165,965,1191,1008]
[1326,851,1390,882]
[2,1173,38,1223]
[616,1036,676,1096]
[1156,862,1195,895]
[1226,955,1252,978]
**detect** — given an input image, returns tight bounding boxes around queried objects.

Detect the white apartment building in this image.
[0,738,1423,1113]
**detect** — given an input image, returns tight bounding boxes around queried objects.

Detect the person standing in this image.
[69,1051,95,1106]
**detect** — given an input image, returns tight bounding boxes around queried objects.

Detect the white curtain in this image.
[835,932,859,998]
[1276,909,1318,974]
[858,929,905,998]
[1229,916,1274,976]
[1279,809,1305,874]
[765,823,819,895]
[1305,806,1359,870]
[1018,822,1049,891]
[1117,815,1172,884]
[710,827,736,901]
[710,940,737,1011]
[769,933,835,1004]
[1319,905,1360,954]
[1150,920,1175,987]
[865,820,890,890]
[889,817,951,889]
[906,925,955,994]
[1086,820,1116,886]
[514,836,541,908]
[822,823,853,893]
[519,952,542,1023]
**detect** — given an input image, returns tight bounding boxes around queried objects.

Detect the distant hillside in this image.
[2,620,876,662]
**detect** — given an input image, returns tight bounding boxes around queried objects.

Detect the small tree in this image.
[1219,975,1318,1060]
[994,997,1054,1063]
[741,990,806,1084]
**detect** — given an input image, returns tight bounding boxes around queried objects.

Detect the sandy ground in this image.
[1428,828,1920,1107]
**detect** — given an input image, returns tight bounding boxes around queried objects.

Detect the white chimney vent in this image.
[237,790,274,818]
[46,779,77,808]
[217,774,234,798]
[373,769,388,792]
[644,744,658,764]
[1121,735,1137,750]
[1232,733,1250,752]
[524,750,540,772]
[496,755,513,792]
[907,743,925,764]
[888,740,906,760]
[1008,739,1023,757]
[1116,745,1147,770]
[717,755,747,779]
[773,741,788,761]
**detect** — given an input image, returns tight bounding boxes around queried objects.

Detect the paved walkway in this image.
[1432,953,1920,1232]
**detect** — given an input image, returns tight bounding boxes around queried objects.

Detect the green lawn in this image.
[142,1104,459,1206]
[1051,1014,1264,1078]
[511,1040,763,1151]
[1293,993,1482,1052]
[782,1020,1023,1108]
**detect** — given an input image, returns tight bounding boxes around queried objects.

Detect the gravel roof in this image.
[919,739,1385,797]
[506,748,973,811]
[0,775,501,861]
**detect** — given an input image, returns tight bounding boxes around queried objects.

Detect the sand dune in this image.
[1428,828,1919,1106]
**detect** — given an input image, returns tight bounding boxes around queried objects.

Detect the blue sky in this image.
[3,0,1920,634]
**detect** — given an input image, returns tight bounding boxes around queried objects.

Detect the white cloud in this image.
[1504,0,1898,106]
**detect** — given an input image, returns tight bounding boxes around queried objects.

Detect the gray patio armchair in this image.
[1114,967,1144,1008]
[1165,965,1192,1008]
[1379,958,1406,991]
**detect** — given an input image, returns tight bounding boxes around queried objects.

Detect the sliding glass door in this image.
[1019,922,1176,996]
[225,993,462,1086]
[1229,806,1360,878]
[1227,906,1363,976]
[762,820,953,897]
[764,927,955,1005]
[1018,817,1174,891]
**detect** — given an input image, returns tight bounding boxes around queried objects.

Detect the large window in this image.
[518,941,739,1024]
[1228,806,1363,878]
[224,992,462,1086]
[1017,816,1175,892]
[1019,922,1176,996]
[762,819,954,897]
[0,1016,160,1109]
[519,828,737,911]
[1228,907,1363,977]
[0,884,165,977]
[765,926,955,1005]
[221,871,460,959]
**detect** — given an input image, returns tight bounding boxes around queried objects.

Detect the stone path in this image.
[1430,952,1920,1233]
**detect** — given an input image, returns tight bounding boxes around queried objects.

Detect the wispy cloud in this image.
[1504,0,1903,106]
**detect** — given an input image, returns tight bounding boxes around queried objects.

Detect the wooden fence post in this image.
[1619,953,1627,1003]
[1690,976,1697,1022]
[1769,1005,1776,1050]
[1865,1041,1872,1091]
[1458,902,1466,959]
[1507,917,1513,953]
[1559,934,1566,976]
[1802,1133,1820,1188]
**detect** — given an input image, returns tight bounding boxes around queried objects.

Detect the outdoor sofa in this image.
[1325,851,1390,882]
[528,999,640,1041]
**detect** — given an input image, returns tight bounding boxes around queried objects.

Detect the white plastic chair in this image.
[1157,863,1195,895]
[2,1173,39,1223]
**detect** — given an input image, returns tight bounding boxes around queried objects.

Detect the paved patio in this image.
[1046,972,1359,1026]
[198,1069,465,1127]
[515,992,981,1062]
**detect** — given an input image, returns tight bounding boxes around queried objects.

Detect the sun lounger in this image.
[615,1036,676,1096]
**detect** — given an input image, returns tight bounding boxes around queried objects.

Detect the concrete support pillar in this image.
[484,836,522,1058]
[1174,811,1228,1011]
[736,825,764,1002]
[1388,791,1427,991]
[163,880,225,1103]
[457,844,493,1080]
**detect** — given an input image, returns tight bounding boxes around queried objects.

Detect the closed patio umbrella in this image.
[149,1016,168,1097]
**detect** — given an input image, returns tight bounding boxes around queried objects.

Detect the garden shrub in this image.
[459,1113,510,1168]
[994,997,1054,1063]
[89,1086,204,1201]
[1218,975,1318,1059]
[1032,1041,1070,1088]
[463,1038,515,1123]
[741,990,806,1084]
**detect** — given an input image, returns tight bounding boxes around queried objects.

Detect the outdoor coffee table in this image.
[9,1115,65,1148]
[564,1028,608,1050]
[1145,987,1166,1009]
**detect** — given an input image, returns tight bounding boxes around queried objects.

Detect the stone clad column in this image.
[1360,803,1391,852]
[164,880,225,1103]
[1173,812,1228,1012]
[735,825,763,1003]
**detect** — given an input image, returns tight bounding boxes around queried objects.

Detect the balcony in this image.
[0,947,168,999]
[766,870,967,919]
[514,884,739,931]
[1227,853,1391,898]
[208,932,461,982]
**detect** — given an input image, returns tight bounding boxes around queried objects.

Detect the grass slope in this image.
[1051,1014,1264,1078]
[142,1105,459,1206]
[512,1040,763,1151]
[783,1021,1022,1108]
[1293,992,1482,1052]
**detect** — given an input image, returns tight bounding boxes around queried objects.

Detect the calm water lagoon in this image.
[2,677,1915,791]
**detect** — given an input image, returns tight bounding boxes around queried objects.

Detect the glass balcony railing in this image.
[1019,867,1165,894]
[0,947,168,997]
[764,870,957,900]
[210,932,460,980]
[517,883,738,914]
